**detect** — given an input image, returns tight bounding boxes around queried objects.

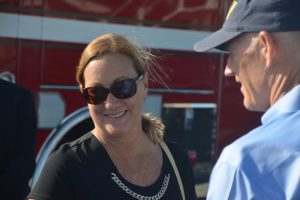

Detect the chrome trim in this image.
[31,106,90,188]
[40,84,214,95]
[149,88,214,95]
[0,71,15,83]
[40,84,79,90]
[164,103,217,109]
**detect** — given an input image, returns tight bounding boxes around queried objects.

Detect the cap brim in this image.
[193,29,242,52]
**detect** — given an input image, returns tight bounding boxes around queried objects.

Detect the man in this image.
[0,79,37,199]
[194,0,300,199]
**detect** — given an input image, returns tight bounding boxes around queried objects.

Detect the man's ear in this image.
[79,85,84,93]
[258,31,277,68]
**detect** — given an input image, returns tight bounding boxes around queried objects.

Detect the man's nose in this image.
[224,65,234,77]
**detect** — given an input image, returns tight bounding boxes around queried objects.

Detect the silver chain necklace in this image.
[111,172,170,200]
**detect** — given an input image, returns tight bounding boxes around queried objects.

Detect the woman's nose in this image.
[103,92,118,108]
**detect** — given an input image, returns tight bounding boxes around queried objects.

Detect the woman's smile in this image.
[104,110,128,119]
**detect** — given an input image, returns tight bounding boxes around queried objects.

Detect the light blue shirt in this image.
[207,85,300,200]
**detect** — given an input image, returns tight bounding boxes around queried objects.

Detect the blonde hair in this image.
[76,33,165,143]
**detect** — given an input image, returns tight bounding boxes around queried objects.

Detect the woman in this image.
[27,33,197,200]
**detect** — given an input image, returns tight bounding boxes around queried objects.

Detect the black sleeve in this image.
[27,148,77,200]
[167,141,198,200]
[0,85,37,199]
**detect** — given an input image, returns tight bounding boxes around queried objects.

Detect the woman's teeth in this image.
[105,110,126,118]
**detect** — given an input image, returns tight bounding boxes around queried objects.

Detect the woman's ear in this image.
[258,31,277,68]
[143,73,149,88]
[143,73,149,98]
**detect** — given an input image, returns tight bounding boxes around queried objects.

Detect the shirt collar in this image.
[262,85,300,125]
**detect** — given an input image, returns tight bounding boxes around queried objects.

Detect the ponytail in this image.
[142,113,165,143]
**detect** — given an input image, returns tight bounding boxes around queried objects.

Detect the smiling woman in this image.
[27,33,197,200]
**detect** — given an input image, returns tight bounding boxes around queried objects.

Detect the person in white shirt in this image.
[194,0,300,199]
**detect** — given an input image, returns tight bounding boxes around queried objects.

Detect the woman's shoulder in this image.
[54,132,93,155]
[164,140,187,155]
[41,132,111,179]
[163,139,197,199]
[163,140,190,166]
[48,132,105,166]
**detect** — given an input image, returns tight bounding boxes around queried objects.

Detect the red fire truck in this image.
[0,0,261,197]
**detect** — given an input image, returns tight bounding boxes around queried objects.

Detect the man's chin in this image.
[243,100,267,112]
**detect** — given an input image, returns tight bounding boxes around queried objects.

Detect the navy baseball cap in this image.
[194,0,300,52]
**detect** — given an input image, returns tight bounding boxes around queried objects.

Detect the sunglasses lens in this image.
[83,87,109,104]
[111,79,137,99]
[82,76,141,104]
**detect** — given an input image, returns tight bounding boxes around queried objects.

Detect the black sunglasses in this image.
[82,74,144,105]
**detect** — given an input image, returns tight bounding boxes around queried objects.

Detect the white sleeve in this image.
[206,161,256,200]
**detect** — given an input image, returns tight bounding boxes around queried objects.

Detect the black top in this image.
[0,80,37,200]
[28,132,197,200]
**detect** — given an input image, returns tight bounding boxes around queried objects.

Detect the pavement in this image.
[195,182,208,199]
